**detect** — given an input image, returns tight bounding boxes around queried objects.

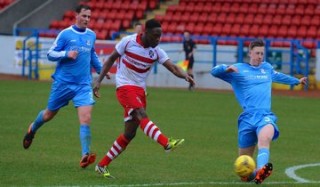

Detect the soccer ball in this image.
[234,155,256,177]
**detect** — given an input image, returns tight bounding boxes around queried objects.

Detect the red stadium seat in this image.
[258,3,268,14]
[221,23,232,36]
[287,25,297,38]
[291,15,301,25]
[248,3,258,14]
[306,26,317,38]
[239,24,250,37]
[273,15,282,25]
[234,13,245,25]
[198,12,208,23]
[225,13,236,24]
[230,24,241,37]
[194,23,204,35]
[301,15,311,26]
[212,2,222,13]
[255,14,265,25]
[207,13,217,24]
[276,4,286,15]
[221,2,231,13]
[244,14,254,25]
[277,25,288,38]
[304,4,315,15]
[295,4,305,15]
[269,25,278,38]
[202,23,214,35]
[259,25,270,38]
[282,15,291,25]
[296,26,307,38]
[310,16,320,26]
[216,13,227,23]
[211,23,222,36]
[239,3,248,13]
[285,4,295,15]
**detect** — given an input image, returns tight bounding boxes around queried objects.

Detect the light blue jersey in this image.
[211,62,300,112]
[211,62,300,148]
[46,25,102,111]
[47,25,101,85]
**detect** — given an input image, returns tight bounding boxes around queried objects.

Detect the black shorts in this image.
[187,57,194,69]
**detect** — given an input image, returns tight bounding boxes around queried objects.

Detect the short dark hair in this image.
[135,22,142,27]
[145,19,161,30]
[75,4,90,13]
[249,39,265,50]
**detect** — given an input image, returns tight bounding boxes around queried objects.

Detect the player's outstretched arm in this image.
[93,50,120,98]
[163,60,195,86]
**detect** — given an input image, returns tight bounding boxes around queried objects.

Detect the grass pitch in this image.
[1,80,319,186]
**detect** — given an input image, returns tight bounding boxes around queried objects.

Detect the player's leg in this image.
[254,123,275,184]
[256,124,274,169]
[237,116,258,182]
[187,58,194,90]
[74,85,97,168]
[22,80,70,149]
[96,120,135,178]
[23,109,58,149]
[77,105,96,168]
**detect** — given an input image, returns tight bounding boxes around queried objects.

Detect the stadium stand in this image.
[154,0,320,48]
[48,0,160,40]
[0,0,14,10]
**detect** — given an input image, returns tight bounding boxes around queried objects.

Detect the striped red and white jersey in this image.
[115,34,169,89]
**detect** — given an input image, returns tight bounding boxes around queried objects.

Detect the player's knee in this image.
[124,131,136,140]
[43,110,57,122]
[132,108,147,120]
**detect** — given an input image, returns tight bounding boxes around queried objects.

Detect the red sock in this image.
[139,118,168,147]
[99,134,130,166]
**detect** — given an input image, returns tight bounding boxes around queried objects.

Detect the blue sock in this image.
[80,125,91,156]
[31,110,45,133]
[257,148,270,169]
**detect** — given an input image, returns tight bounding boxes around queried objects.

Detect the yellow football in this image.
[234,155,256,177]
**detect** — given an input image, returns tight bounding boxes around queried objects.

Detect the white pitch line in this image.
[285,163,320,183]
[92,181,320,187]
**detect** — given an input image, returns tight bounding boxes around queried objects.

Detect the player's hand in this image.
[68,50,78,60]
[226,65,238,73]
[105,72,111,79]
[299,77,308,85]
[93,82,101,98]
[185,75,195,86]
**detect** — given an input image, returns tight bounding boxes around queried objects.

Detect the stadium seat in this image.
[282,15,291,25]
[277,25,288,38]
[239,24,250,37]
[307,26,317,38]
[225,13,236,24]
[310,16,320,26]
[301,15,311,26]
[230,24,241,37]
[221,23,232,36]
[211,23,222,36]
[202,23,214,35]
[287,25,298,38]
[291,15,302,25]
[296,26,307,38]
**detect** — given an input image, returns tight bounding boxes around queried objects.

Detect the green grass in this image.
[1,80,320,186]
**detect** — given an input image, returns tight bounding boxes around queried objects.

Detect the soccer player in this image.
[211,39,307,184]
[22,4,107,168]
[134,22,143,34]
[183,31,196,90]
[93,19,194,178]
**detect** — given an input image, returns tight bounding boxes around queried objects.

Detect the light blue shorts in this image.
[47,80,95,111]
[238,110,279,148]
